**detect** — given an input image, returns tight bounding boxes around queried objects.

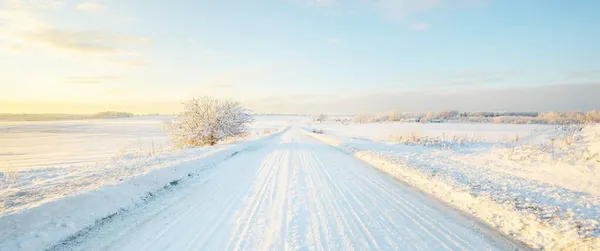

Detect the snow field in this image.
[0,128,287,251]
[304,124,600,250]
[48,127,522,251]
[0,116,301,217]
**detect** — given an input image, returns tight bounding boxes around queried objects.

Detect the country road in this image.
[52,127,525,251]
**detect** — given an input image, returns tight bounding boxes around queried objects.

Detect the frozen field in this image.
[308,121,600,249]
[0,116,307,216]
[315,121,552,143]
[1,127,524,251]
[0,117,169,172]
[0,116,306,172]
[2,117,598,250]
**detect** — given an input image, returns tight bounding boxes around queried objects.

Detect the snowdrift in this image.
[304,125,600,250]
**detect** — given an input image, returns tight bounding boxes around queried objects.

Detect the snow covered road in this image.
[52,128,524,251]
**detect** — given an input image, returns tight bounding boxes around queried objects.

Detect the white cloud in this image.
[291,0,490,20]
[104,57,150,67]
[64,76,120,84]
[369,0,443,19]
[203,49,220,54]
[26,28,149,54]
[409,21,430,31]
[565,69,600,80]
[326,37,342,44]
[0,1,148,56]
[289,0,336,6]
[366,0,490,19]
[76,2,107,13]
[248,83,600,114]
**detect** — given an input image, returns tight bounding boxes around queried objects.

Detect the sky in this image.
[1,0,599,114]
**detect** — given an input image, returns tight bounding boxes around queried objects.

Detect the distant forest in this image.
[0,111,134,121]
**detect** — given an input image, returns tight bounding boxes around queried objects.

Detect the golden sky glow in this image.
[1,0,599,114]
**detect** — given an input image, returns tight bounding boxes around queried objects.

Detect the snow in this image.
[306,122,600,250]
[2,116,597,250]
[46,128,522,251]
[0,116,170,171]
[314,121,550,143]
[0,116,302,171]
[163,98,255,147]
[0,116,304,217]
[0,128,286,251]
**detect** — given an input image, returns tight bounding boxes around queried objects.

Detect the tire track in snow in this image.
[55,127,526,251]
[228,151,283,250]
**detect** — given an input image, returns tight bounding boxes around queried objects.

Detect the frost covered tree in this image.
[164,97,254,148]
[387,111,403,121]
[314,114,327,123]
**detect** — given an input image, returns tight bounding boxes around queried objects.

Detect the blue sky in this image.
[1,0,599,114]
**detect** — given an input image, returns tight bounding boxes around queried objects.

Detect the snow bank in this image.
[304,126,600,250]
[313,121,549,143]
[0,128,286,251]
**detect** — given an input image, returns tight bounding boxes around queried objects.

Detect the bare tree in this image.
[164,97,254,148]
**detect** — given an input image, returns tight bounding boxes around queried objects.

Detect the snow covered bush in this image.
[387,131,486,149]
[164,97,254,148]
[501,124,600,163]
[313,114,327,123]
[1,167,19,184]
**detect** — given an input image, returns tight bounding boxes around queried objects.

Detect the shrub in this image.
[164,97,254,148]
[313,114,327,123]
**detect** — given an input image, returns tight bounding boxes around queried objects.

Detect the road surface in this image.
[53,127,525,251]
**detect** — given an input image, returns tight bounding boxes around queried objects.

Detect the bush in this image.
[92,111,134,118]
[313,114,327,123]
[349,110,600,125]
[164,97,254,148]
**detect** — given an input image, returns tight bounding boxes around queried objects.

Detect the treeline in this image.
[0,111,134,121]
[91,111,134,118]
[351,110,600,125]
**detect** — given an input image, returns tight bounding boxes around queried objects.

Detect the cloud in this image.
[326,37,342,44]
[122,17,136,23]
[409,21,430,31]
[0,42,26,53]
[366,0,490,19]
[104,88,126,95]
[289,0,336,6]
[0,0,148,56]
[203,49,221,54]
[25,28,148,54]
[211,84,234,88]
[427,81,475,88]
[368,0,444,19]
[448,70,512,83]
[254,94,336,106]
[198,83,234,89]
[104,57,150,67]
[290,0,490,21]
[64,76,120,84]
[248,83,600,114]
[565,69,600,80]
[76,2,107,13]
[202,66,274,87]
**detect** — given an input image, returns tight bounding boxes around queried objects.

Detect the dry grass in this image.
[386,130,490,148]
[501,125,600,163]
[1,166,19,184]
